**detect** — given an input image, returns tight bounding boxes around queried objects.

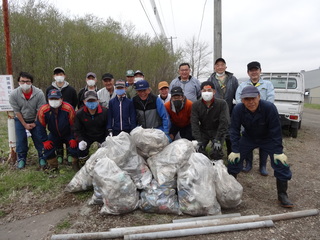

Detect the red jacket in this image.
[165,98,193,128]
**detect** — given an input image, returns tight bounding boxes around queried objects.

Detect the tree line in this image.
[0,0,183,92]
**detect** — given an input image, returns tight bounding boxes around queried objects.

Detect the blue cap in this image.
[135,80,149,90]
[48,89,62,99]
[240,86,260,98]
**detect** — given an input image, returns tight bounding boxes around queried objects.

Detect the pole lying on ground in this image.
[50,209,319,240]
[124,220,274,240]
[172,213,241,223]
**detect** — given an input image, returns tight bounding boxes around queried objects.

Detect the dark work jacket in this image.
[46,83,78,109]
[77,86,99,109]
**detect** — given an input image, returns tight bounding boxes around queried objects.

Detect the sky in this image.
[32,0,320,78]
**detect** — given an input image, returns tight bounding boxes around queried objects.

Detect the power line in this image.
[139,0,159,39]
[150,0,166,37]
[156,0,168,36]
[197,0,208,43]
[170,0,177,39]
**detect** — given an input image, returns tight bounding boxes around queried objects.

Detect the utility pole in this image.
[168,36,177,54]
[3,0,12,74]
[214,0,222,61]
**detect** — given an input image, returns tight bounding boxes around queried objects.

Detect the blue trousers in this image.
[15,118,43,160]
[228,137,292,181]
[44,133,77,160]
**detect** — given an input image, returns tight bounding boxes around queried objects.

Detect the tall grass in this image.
[304,103,320,110]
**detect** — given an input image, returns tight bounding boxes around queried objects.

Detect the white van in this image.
[261,72,305,138]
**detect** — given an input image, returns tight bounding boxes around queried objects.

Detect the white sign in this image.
[0,75,14,111]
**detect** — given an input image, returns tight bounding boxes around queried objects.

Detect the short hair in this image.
[179,63,190,69]
[201,81,215,90]
[17,72,33,83]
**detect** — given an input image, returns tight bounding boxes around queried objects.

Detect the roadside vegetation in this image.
[304,103,320,110]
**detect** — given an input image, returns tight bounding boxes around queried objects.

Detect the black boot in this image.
[242,158,252,172]
[259,151,268,176]
[276,179,294,208]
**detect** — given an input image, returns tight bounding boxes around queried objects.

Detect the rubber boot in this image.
[17,153,27,169]
[259,151,268,176]
[56,148,64,164]
[276,179,294,208]
[47,157,59,172]
[72,157,80,172]
[242,154,253,173]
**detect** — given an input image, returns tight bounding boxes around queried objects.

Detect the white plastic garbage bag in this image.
[93,157,140,215]
[147,139,195,187]
[213,160,243,208]
[130,126,169,159]
[178,153,221,216]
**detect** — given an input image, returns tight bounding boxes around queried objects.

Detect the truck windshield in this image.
[268,78,297,89]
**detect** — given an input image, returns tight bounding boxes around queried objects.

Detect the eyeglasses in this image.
[19,80,32,84]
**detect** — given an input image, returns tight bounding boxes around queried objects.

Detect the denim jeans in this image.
[14,117,44,160]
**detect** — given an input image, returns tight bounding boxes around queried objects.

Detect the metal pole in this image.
[3,0,13,74]
[214,0,222,61]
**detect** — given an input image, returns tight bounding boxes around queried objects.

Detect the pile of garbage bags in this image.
[65,127,243,216]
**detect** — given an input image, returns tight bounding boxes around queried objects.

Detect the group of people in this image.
[9,59,293,208]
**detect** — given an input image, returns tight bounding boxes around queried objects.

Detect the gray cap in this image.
[240,86,260,98]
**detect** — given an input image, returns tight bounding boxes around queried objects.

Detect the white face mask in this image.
[134,77,143,83]
[216,72,225,77]
[87,79,96,87]
[201,92,214,102]
[20,83,32,91]
[49,99,62,108]
[54,76,65,83]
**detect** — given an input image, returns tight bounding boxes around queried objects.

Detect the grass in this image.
[304,103,320,110]
[56,219,72,230]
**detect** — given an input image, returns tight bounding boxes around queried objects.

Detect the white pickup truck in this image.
[260,72,305,138]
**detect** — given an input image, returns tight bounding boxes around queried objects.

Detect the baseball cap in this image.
[214,58,226,65]
[135,80,149,90]
[86,72,96,78]
[158,81,169,90]
[126,70,135,77]
[84,90,98,101]
[53,67,65,75]
[134,70,144,76]
[247,61,261,71]
[115,80,126,88]
[240,86,260,99]
[171,86,184,96]
[48,89,62,99]
[102,73,114,80]
[200,81,215,90]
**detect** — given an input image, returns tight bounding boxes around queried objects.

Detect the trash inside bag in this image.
[139,179,180,215]
[178,153,221,216]
[93,157,140,215]
[147,139,195,187]
[130,126,169,159]
[213,160,243,208]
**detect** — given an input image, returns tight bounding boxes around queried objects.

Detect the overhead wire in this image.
[197,0,208,43]
[139,0,159,39]
[157,0,168,36]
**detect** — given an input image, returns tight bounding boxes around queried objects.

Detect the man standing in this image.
[107,80,137,136]
[132,80,170,138]
[97,73,116,108]
[236,61,275,176]
[74,91,108,167]
[37,89,78,171]
[228,85,293,208]
[125,69,136,99]
[207,58,239,155]
[165,87,193,141]
[158,81,171,103]
[191,81,229,160]
[169,63,201,102]
[77,72,98,109]
[9,72,47,169]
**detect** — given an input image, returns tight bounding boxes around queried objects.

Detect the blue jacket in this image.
[107,96,137,132]
[235,78,274,103]
[132,93,169,134]
[230,100,283,154]
[37,102,76,142]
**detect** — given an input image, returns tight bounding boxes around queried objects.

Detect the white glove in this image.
[213,140,221,150]
[78,140,87,151]
[228,152,240,164]
[274,153,288,166]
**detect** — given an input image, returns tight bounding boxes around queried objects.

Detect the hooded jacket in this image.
[46,81,78,109]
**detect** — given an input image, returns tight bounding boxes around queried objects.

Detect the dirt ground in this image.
[0,108,319,240]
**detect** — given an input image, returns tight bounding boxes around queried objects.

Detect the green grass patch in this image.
[56,219,72,230]
[304,103,320,110]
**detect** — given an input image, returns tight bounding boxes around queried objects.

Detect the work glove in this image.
[228,152,240,164]
[69,139,77,148]
[43,140,54,150]
[213,139,221,150]
[274,153,288,167]
[78,140,87,151]
[108,129,113,137]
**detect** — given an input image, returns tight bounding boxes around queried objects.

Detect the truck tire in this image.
[290,127,298,138]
